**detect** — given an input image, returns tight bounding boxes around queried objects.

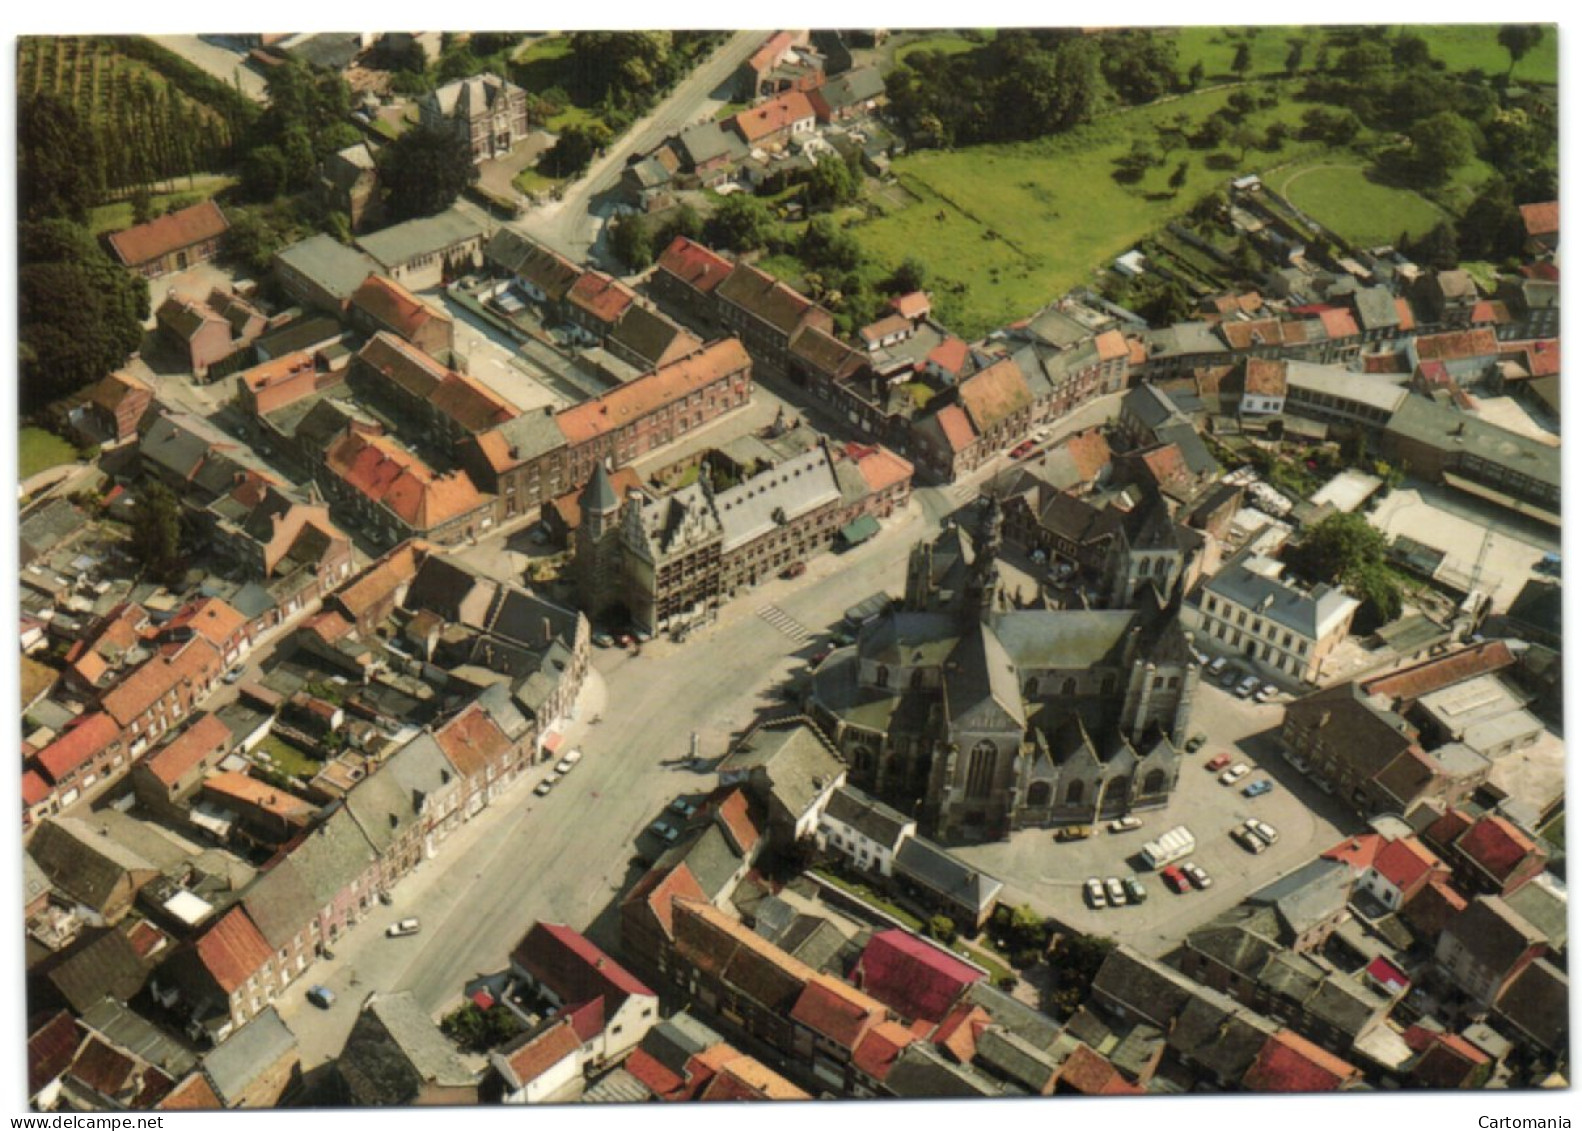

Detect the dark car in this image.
[307,985,336,1009]
[1184,733,1207,753]
[780,562,807,579]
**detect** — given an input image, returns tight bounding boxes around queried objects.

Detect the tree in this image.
[1231,124,1260,162]
[1404,221,1462,271]
[129,482,185,583]
[19,93,102,223]
[1497,25,1544,79]
[1285,38,1306,76]
[541,121,611,178]
[803,155,858,212]
[927,915,957,946]
[705,193,775,253]
[378,126,479,220]
[1046,933,1117,1017]
[1392,33,1432,69]
[130,187,154,226]
[1285,512,1401,631]
[1405,111,1474,186]
[610,212,655,269]
[1187,60,1205,89]
[887,256,929,295]
[800,217,862,274]
[1232,42,1251,77]
[1458,178,1525,262]
[1100,32,1180,105]
[19,220,149,410]
[1169,162,1189,193]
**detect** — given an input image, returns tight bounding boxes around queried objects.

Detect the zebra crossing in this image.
[757,604,812,642]
[945,480,979,504]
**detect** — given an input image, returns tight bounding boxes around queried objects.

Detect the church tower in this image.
[574,462,623,618]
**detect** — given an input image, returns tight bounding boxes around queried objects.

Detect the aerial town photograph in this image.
[10,10,1570,1120]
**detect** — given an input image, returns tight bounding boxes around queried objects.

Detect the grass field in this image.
[847,85,1321,338]
[513,36,605,133]
[19,428,81,481]
[897,33,982,64]
[1167,24,1556,85]
[257,734,321,780]
[87,175,238,236]
[1270,162,1444,245]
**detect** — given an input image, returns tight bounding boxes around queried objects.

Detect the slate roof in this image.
[715,263,818,336]
[893,837,1002,917]
[28,817,157,914]
[201,1008,296,1106]
[48,927,156,1014]
[1494,958,1567,1052]
[355,208,482,271]
[1203,556,1359,640]
[716,446,842,553]
[718,719,844,821]
[677,121,748,167]
[887,1041,1006,1097]
[485,229,581,301]
[274,234,383,303]
[337,992,478,1104]
[822,784,913,846]
[1443,895,1545,976]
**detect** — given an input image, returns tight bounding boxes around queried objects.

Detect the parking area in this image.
[428,290,570,414]
[1367,480,1559,615]
[952,682,1361,958]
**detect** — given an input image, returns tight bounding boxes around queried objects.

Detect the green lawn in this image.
[812,867,925,930]
[257,734,321,780]
[19,427,81,481]
[1168,25,1556,85]
[87,174,237,237]
[897,33,981,64]
[1270,162,1444,245]
[512,165,565,197]
[513,35,604,133]
[847,84,1322,338]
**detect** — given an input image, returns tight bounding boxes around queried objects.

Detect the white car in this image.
[1084,878,1106,909]
[1108,816,1143,833]
[1255,683,1279,703]
[1182,862,1213,889]
[1246,818,1279,845]
[1219,763,1251,785]
[1104,877,1127,907]
[1233,827,1267,854]
[554,749,583,775]
[386,917,420,938]
[534,772,561,796]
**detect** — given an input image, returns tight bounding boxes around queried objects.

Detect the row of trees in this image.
[236,59,361,202]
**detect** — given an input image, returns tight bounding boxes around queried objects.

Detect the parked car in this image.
[1255,683,1279,704]
[1011,440,1037,459]
[648,820,680,845]
[830,630,856,647]
[634,630,653,644]
[307,985,336,1009]
[669,798,699,819]
[780,562,807,580]
[1220,667,1242,689]
[1033,427,1051,443]
[386,917,421,938]
[1182,862,1213,889]
[1234,675,1260,699]
[1247,818,1279,844]
[1108,816,1143,833]
[1161,865,1191,894]
[534,773,561,797]
[1084,877,1106,908]
[1205,753,1232,772]
[1219,763,1250,785]
[1104,877,1127,907]
[808,647,832,666]
[592,632,615,648]
[1056,825,1093,842]
[1243,779,1274,799]
[554,749,583,775]
[1233,827,1268,854]
[223,665,246,684]
[1184,733,1207,753]
[1207,656,1229,678]
[1123,877,1148,904]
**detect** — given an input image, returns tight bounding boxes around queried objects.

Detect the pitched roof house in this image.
[108,200,230,278]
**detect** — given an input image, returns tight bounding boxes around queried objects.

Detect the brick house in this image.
[730,90,817,150]
[460,408,570,520]
[73,370,155,447]
[648,237,735,327]
[713,263,833,378]
[108,199,230,279]
[320,429,496,548]
[156,289,267,381]
[347,275,455,357]
[100,638,225,759]
[419,73,531,163]
[508,922,660,1068]
[1433,895,1548,1009]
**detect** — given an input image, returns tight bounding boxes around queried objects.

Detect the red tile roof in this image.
[927,336,971,376]
[1456,815,1537,884]
[141,714,233,789]
[556,338,750,445]
[1363,955,1411,995]
[1093,328,1129,362]
[859,313,912,345]
[625,1047,689,1100]
[350,274,449,341]
[568,271,637,326]
[656,237,734,296]
[1519,339,1560,377]
[324,431,487,530]
[747,31,795,74]
[932,1002,990,1064]
[855,929,983,1023]
[36,712,123,784]
[1061,427,1113,482]
[733,91,816,144]
[195,906,275,993]
[433,704,512,779]
[1470,300,1510,326]
[1361,641,1514,704]
[1519,201,1559,238]
[1243,1030,1360,1092]
[623,862,709,942]
[1395,298,1417,332]
[334,541,425,619]
[108,200,229,269]
[890,291,931,320]
[68,1036,137,1097]
[713,788,760,856]
[1370,837,1442,893]
[788,974,885,1051]
[1424,807,1478,852]
[1415,328,1499,363]
[158,1072,223,1110]
[852,1019,916,1082]
[565,997,605,1044]
[1318,308,1360,340]
[957,357,1033,434]
[101,639,223,729]
[28,1012,81,1097]
[23,769,52,807]
[1323,833,1384,871]
[512,922,655,1015]
[499,1018,581,1087]
[854,445,914,495]
[168,597,248,650]
[1057,1043,1144,1095]
[931,404,977,454]
[201,772,317,823]
[1403,874,1468,938]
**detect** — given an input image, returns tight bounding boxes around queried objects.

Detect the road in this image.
[275,485,946,1065]
[517,30,764,263]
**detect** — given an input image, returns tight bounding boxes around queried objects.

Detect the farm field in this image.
[847,86,1321,338]
[1268,162,1444,246]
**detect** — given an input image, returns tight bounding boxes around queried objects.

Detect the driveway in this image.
[950,681,1361,958]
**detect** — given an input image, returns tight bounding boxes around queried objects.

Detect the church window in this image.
[1142,768,1166,793]
[876,665,889,689]
[1062,677,1077,696]
[966,741,996,800]
[1027,781,1051,807]
[1065,780,1085,805]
